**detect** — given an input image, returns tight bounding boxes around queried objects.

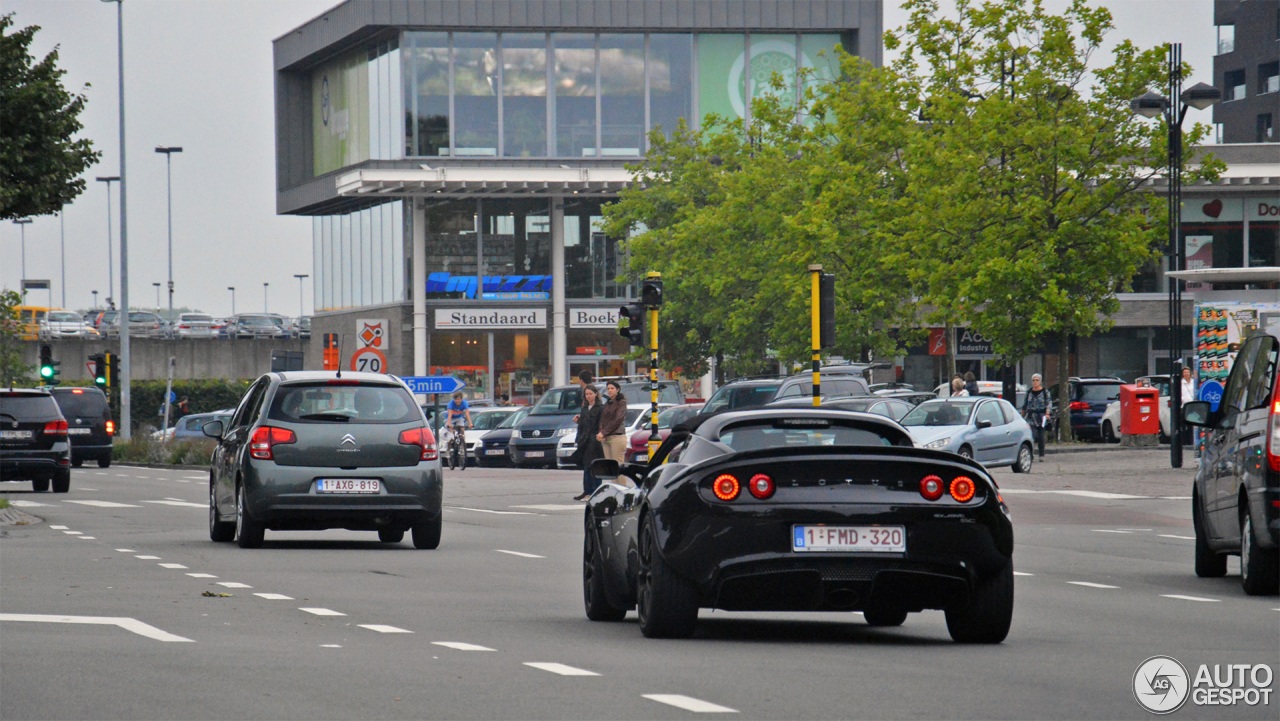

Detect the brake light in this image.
[327,379,360,385]
[71,388,83,394]
[920,475,945,501]
[399,427,439,461]
[950,476,976,503]
[1269,399,1280,472]
[747,473,775,500]
[105,420,115,436]
[713,474,741,501]
[1069,401,1089,411]
[43,420,68,436]
[249,426,296,460]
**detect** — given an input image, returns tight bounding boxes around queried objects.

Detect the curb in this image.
[116,463,209,472]
[1044,444,1174,455]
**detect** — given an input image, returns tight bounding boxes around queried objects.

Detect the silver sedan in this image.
[901,397,1035,472]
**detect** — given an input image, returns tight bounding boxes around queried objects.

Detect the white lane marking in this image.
[0,613,194,643]
[142,500,205,509]
[187,573,218,579]
[1001,489,1148,500]
[643,695,738,713]
[115,548,136,552]
[134,555,161,560]
[183,476,206,480]
[524,662,600,676]
[9,500,50,507]
[217,582,252,589]
[320,644,342,648]
[1091,530,1132,534]
[1013,572,1034,576]
[164,497,187,501]
[1161,496,1193,500]
[1161,594,1221,603]
[114,474,131,478]
[1116,528,1152,531]
[1159,534,1195,540]
[444,505,534,515]
[253,593,293,600]
[299,607,345,616]
[49,525,68,530]
[65,500,140,508]
[511,504,586,511]
[78,488,98,491]
[359,624,413,634]
[78,536,96,540]
[93,472,108,475]
[1068,581,1120,589]
[63,531,83,535]
[175,480,190,483]
[158,563,188,569]
[432,641,495,651]
[495,550,546,559]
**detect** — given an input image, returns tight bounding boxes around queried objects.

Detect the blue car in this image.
[1050,378,1124,441]
[901,397,1035,472]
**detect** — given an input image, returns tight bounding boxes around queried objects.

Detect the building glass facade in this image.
[312,201,405,310]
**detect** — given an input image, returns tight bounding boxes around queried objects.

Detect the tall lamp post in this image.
[1130,43,1221,470]
[152,282,161,307]
[92,290,99,309]
[12,219,31,283]
[227,286,235,315]
[155,146,182,318]
[293,274,309,317]
[95,176,119,305]
[263,282,269,313]
[100,0,131,439]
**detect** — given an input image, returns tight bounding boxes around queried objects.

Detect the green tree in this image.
[0,13,100,220]
[0,288,31,386]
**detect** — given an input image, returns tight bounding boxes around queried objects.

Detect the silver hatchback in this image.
[901,397,1035,472]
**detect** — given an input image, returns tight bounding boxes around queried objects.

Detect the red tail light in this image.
[105,420,115,436]
[1069,401,1089,411]
[950,476,976,503]
[43,420,68,436]
[1268,400,1280,472]
[71,389,83,394]
[249,426,296,460]
[399,427,439,461]
[920,475,945,501]
[748,473,775,499]
[713,474,741,501]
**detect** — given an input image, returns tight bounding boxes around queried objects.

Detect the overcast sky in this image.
[1,0,1218,317]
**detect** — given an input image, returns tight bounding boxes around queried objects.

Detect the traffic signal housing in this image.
[819,272,836,348]
[619,302,645,347]
[38,344,60,385]
[640,277,663,308]
[90,353,108,388]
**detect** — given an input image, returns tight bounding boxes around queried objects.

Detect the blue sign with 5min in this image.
[398,376,466,395]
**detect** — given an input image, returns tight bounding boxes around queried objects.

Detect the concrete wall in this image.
[18,339,309,382]
[309,303,413,375]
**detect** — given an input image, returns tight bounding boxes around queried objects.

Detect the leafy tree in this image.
[0,288,31,386]
[0,13,100,220]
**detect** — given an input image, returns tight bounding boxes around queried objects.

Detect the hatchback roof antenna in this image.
[335,334,342,378]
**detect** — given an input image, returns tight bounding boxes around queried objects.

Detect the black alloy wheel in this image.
[412,515,442,549]
[98,456,111,468]
[51,469,70,493]
[1240,512,1280,595]
[1193,495,1227,578]
[1011,443,1033,474]
[583,517,627,622]
[862,606,909,627]
[209,484,235,542]
[234,483,265,549]
[1101,421,1118,444]
[637,516,699,638]
[378,528,405,544]
[944,562,1014,643]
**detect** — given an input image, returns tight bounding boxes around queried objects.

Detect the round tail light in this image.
[920,475,945,501]
[747,473,775,499]
[713,474,740,501]
[950,476,976,503]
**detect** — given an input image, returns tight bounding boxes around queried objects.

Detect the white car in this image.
[557,403,674,469]
[1100,395,1170,442]
[174,313,215,338]
[39,310,100,339]
[447,407,522,465]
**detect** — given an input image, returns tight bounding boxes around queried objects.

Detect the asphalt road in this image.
[1,451,1276,720]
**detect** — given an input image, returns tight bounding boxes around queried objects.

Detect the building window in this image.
[453,32,499,156]
[502,34,548,157]
[554,33,597,157]
[1260,62,1279,95]
[313,201,404,311]
[1261,114,1275,143]
[1224,68,1246,101]
[648,34,694,141]
[1216,24,1234,55]
[598,34,646,156]
[405,33,449,157]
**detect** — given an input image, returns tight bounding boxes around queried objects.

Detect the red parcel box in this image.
[1119,385,1160,436]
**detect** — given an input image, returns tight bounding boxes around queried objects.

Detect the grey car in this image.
[900,397,1035,472]
[204,371,443,549]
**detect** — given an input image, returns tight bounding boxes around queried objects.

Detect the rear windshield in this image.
[625,408,645,425]
[240,316,274,327]
[52,390,108,416]
[182,314,212,322]
[267,383,420,424]
[472,410,516,430]
[657,406,700,429]
[0,394,60,418]
[901,400,978,427]
[531,387,583,415]
[48,311,79,322]
[1077,383,1122,402]
[719,418,899,451]
[705,384,781,413]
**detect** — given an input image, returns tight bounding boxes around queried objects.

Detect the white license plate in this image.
[525,450,544,458]
[633,454,648,463]
[316,479,381,494]
[793,525,906,553]
[485,449,505,455]
[67,428,91,435]
[0,430,32,440]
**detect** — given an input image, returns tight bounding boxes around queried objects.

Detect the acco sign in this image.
[927,328,994,356]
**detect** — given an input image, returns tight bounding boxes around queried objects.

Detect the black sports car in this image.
[583,408,1014,643]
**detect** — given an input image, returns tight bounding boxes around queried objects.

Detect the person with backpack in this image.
[1022,374,1051,460]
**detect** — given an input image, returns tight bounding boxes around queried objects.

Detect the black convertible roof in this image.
[694,407,907,441]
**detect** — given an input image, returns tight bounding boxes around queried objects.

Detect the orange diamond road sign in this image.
[356,319,388,350]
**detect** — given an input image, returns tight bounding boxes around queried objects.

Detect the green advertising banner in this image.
[313,49,371,176]
[698,34,842,127]
[697,34,745,124]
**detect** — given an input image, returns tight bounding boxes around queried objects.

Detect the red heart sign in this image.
[1202,199,1223,218]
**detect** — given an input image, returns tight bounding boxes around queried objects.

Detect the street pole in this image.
[13,219,31,283]
[95,176,118,304]
[646,271,662,458]
[59,210,66,308]
[156,147,181,318]
[264,282,269,313]
[102,0,131,440]
[294,274,309,317]
[153,282,160,307]
[809,264,822,407]
[228,287,235,315]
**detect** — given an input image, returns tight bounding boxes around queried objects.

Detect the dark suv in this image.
[204,371,443,549]
[50,387,113,468]
[0,389,72,492]
[703,370,870,415]
[1184,331,1280,595]
[1049,377,1124,441]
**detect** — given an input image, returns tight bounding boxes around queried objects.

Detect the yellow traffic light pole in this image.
[647,271,662,458]
[809,264,822,407]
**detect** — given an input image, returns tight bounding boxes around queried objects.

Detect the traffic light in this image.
[819,272,836,348]
[619,302,645,346]
[90,353,108,388]
[38,344,60,385]
[640,277,663,308]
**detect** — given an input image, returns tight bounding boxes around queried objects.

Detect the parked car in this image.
[704,369,870,416]
[476,407,530,467]
[204,371,442,548]
[91,309,118,333]
[40,310,100,339]
[49,387,113,468]
[901,397,1035,472]
[0,388,72,492]
[1100,380,1171,442]
[1047,377,1125,441]
[510,385,583,468]
[769,395,915,421]
[175,313,216,339]
[294,316,312,339]
[559,403,675,469]
[14,306,52,340]
[869,382,915,394]
[1182,329,1280,595]
[103,310,167,338]
[153,411,234,441]
[623,403,706,464]
[231,314,288,339]
[456,407,522,465]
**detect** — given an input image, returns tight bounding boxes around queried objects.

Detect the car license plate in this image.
[67,428,91,435]
[633,454,648,463]
[485,449,505,455]
[792,525,905,553]
[0,430,33,440]
[526,451,544,458]
[316,479,381,494]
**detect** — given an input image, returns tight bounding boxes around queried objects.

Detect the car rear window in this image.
[718,418,901,451]
[705,384,781,412]
[52,390,108,417]
[182,314,212,322]
[1077,383,1122,402]
[267,383,420,424]
[48,311,79,322]
[0,393,60,418]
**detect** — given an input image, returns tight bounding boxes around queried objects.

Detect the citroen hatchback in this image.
[205,372,443,549]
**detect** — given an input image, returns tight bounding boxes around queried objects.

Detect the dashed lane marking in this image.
[299,608,345,616]
[65,500,140,508]
[1161,496,1193,500]
[134,555,161,560]
[432,642,495,651]
[62,531,82,535]
[77,536,96,540]
[1159,534,1195,540]
[1161,594,1221,603]
[444,505,535,515]
[1091,530,1132,534]
[1001,489,1148,500]
[77,488,98,491]
[9,500,51,507]
[49,525,68,530]
[1116,528,1152,531]
[115,548,136,553]
[1013,572,1034,576]
[359,624,413,634]
[143,500,205,508]
[0,613,194,643]
[511,504,586,511]
[217,582,252,589]
[321,644,342,648]
[643,695,738,713]
[1068,581,1120,589]
[253,593,293,600]
[186,573,217,578]
[495,550,545,559]
[524,662,600,676]
[158,563,188,569]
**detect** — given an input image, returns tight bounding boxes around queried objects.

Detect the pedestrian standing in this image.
[950,378,969,397]
[1180,366,1196,447]
[1023,374,1050,460]
[597,381,629,464]
[963,371,980,397]
[572,385,604,501]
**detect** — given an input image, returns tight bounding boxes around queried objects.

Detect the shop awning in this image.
[1166,267,1280,284]
[335,166,635,199]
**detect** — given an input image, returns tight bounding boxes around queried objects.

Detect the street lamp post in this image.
[1130,43,1221,470]
[293,274,309,317]
[101,0,131,440]
[155,146,182,318]
[153,282,160,307]
[12,219,31,283]
[92,290,99,309]
[59,209,66,308]
[228,287,235,315]
[95,176,119,305]
[264,282,269,313]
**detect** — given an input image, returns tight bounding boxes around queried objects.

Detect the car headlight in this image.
[555,427,574,437]
[925,437,951,449]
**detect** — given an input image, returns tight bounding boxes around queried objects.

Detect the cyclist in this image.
[444,392,472,465]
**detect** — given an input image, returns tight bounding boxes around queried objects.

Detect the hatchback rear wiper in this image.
[297,413,351,422]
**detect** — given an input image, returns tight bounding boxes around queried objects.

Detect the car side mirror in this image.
[975,419,993,429]
[202,420,225,438]
[1181,401,1212,427]
[591,458,620,480]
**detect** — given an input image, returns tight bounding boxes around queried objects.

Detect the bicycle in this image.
[446,423,468,471]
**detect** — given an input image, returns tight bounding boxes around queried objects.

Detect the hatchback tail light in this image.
[748,473,776,500]
[1268,400,1280,472]
[950,476,976,503]
[105,420,115,436]
[249,426,296,460]
[43,420,68,436]
[713,474,741,501]
[1069,401,1089,411]
[920,474,945,501]
[399,427,439,461]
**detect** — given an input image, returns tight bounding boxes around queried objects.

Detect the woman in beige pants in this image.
[596,381,629,463]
